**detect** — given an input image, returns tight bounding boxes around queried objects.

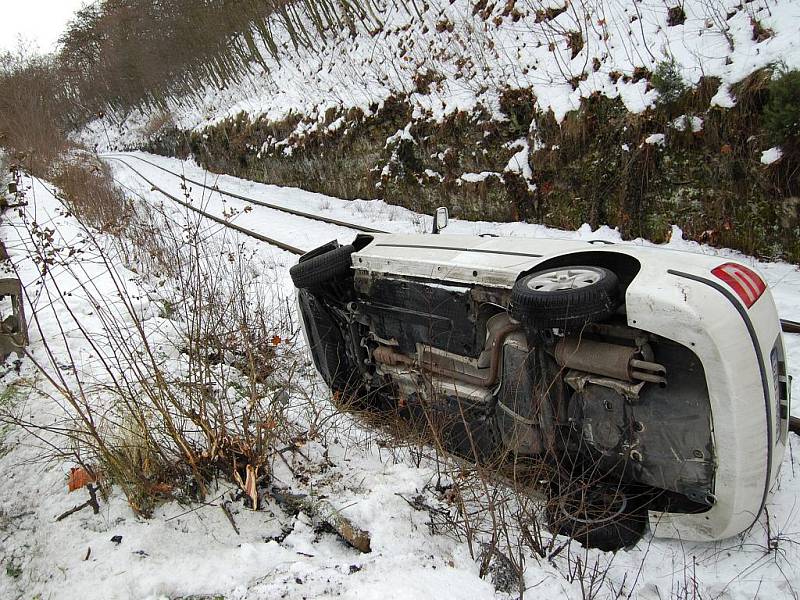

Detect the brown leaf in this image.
[149,482,173,496]
[271,335,282,346]
[67,467,96,493]
[245,464,259,510]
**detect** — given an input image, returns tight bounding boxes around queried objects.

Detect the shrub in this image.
[667,5,686,26]
[3,181,309,516]
[763,69,800,144]
[498,88,537,137]
[53,158,133,234]
[651,57,687,105]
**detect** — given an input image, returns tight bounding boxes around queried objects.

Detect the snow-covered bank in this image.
[2,159,800,599]
[82,1,800,150]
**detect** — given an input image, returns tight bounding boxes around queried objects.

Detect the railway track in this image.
[102,153,387,235]
[104,156,310,255]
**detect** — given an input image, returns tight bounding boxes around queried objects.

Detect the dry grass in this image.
[1,167,318,516]
[52,158,134,235]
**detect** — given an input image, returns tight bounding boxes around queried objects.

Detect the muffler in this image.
[554,337,666,385]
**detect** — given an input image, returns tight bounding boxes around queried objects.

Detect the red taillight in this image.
[712,262,767,308]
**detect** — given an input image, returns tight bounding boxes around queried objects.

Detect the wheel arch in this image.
[517,250,642,291]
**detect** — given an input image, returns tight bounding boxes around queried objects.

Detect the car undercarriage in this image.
[292,233,786,550]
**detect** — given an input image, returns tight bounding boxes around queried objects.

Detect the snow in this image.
[385,123,416,147]
[3,153,800,598]
[671,115,704,133]
[644,133,666,146]
[459,171,499,183]
[78,0,800,153]
[761,146,784,165]
[711,83,737,108]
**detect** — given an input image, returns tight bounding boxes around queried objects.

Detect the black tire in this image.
[297,289,353,392]
[290,243,354,289]
[510,266,619,332]
[546,480,647,551]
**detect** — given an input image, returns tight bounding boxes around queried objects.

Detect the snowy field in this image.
[1,152,799,599]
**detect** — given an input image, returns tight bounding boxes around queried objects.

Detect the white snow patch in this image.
[761,146,783,165]
[503,139,536,191]
[385,122,415,147]
[711,84,737,108]
[459,171,500,183]
[671,115,704,132]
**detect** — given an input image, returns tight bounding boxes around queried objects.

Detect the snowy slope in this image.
[81,0,800,150]
[1,155,799,599]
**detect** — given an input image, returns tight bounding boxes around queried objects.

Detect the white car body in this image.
[352,232,789,541]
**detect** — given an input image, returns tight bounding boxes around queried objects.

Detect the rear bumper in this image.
[626,265,786,541]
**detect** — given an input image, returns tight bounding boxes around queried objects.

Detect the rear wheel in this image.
[546,479,647,551]
[511,266,619,332]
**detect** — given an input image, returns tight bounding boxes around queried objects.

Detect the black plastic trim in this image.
[668,269,773,528]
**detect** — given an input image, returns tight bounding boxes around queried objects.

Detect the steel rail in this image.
[102,152,387,234]
[105,156,306,255]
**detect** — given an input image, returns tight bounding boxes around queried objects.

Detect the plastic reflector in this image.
[712,262,767,308]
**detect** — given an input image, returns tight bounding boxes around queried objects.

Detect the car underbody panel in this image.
[293,233,789,548]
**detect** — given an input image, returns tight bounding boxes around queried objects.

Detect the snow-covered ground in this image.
[1,154,800,599]
[81,0,800,154]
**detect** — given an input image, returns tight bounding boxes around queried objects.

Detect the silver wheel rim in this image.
[526,268,601,292]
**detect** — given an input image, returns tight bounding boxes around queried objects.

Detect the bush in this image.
[763,69,800,144]
[651,57,687,105]
[2,180,311,516]
[53,158,133,234]
[498,88,537,137]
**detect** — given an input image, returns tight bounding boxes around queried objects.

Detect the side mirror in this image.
[432,206,449,234]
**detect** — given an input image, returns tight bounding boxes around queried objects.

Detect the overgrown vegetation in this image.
[764,68,800,144]
[2,164,317,516]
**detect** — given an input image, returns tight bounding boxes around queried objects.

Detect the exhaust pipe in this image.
[554,337,666,385]
[373,322,520,388]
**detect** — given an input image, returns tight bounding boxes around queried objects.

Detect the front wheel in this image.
[510,266,619,333]
[290,243,354,290]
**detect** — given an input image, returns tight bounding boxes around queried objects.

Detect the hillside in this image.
[81,0,800,260]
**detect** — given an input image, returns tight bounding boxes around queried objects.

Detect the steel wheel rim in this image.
[527,268,601,292]
[558,488,628,525]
